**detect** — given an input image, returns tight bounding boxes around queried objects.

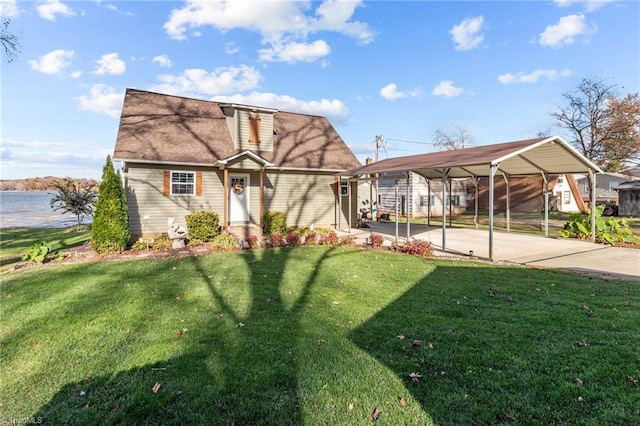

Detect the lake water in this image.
[0,191,89,228]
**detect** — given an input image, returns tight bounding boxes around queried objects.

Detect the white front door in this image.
[229,174,250,222]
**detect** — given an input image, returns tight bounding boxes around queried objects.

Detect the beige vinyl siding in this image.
[264,171,355,228]
[235,110,274,152]
[123,163,224,235]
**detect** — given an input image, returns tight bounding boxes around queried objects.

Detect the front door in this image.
[229,174,250,222]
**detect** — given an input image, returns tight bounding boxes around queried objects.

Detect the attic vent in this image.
[249,113,261,145]
[273,129,278,136]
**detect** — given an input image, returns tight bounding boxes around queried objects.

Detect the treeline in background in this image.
[0,177,99,192]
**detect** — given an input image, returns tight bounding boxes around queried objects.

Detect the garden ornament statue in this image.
[167,217,188,249]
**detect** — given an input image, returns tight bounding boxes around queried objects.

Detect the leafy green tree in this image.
[91,156,130,253]
[50,178,97,228]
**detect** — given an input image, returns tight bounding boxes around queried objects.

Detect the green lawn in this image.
[0,226,91,268]
[1,245,639,425]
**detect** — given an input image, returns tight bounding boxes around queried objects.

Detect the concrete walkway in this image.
[337,222,640,280]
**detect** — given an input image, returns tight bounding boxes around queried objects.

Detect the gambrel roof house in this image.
[113,89,361,238]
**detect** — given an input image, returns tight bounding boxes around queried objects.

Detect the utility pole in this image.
[373,135,384,219]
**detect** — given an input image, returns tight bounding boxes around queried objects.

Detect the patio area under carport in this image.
[339,136,604,261]
[346,221,640,280]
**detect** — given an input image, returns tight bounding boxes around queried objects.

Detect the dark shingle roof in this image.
[113,89,361,171]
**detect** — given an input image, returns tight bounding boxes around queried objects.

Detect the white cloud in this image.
[152,54,172,68]
[0,0,21,17]
[449,16,485,51]
[553,0,613,12]
[93,53,126,75]
[498,69,572,84]
[36,0,76,21]
[432,81,465,98]
[539,14,592,48]
[213,92,349,125]
[76,84,124,118]
[379,83,421,101]
[0,139,111,179]
[225,42,240,55]
[29,49,75,75]
[163,0,374,64]
[258,40,330,63]
[149,65,262,97]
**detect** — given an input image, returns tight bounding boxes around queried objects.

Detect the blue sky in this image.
[1,0,638,180]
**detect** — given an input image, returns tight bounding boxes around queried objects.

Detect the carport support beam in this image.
[503,173,510,232]
[442,169,449,252]
[589,170,597,242]
[474,177,479,230]
[406,173,411,241]
[489,164,498,261]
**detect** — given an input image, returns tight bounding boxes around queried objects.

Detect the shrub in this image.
[304,232,318,246]
[369,233,385,247]
[339,235,356,246]
[50,178,97,228]
[399,239,433,258]
[186,211,220,242]
[286,231,301,247]
[91,156,130,253]
[211,233,238,251]
[151,235,173,250]
[560,205,635,244]
[320,231,339,246]
[263,211,287,235]
[245,235,261,249]
[270,232,285,248]
[22,241,53,263]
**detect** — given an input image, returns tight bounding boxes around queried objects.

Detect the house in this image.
[112,89,361,239]
[377,173,467,218]
[466,175,583,213]
[575,172,639,206]
[616,181,640,216]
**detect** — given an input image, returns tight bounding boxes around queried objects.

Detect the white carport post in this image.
[441,169,449,252]
[406,173,411,241]
[589,170,597,242]
[502,172,510,232]
[489,164,499,261]
[348,179,352,233]
[473,177,479,230]
[541,172,549,237]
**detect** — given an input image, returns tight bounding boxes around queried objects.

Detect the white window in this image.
[564,191,571,204]
[171,172,195,195]
[447,195,461,206]
[340,181,349,196]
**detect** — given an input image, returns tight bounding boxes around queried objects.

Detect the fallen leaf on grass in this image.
[576,338,588,347]
[236,322,245,328]
[317,338,326,345]
[412,339,421,347]
[409,372,421,383]
[628,376,638,385]
[577,396,584,402]
[396,334,405,340]
[399,397,407,406]
[371,407,381,421]
[152,382,161,394]
[573,378,583,386]
[348,403,354,411]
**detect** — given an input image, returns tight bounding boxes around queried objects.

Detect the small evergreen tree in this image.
[91,156,130,253]
[50,178,97,228]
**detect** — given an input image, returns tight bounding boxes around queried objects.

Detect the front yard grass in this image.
[1,246,639,424]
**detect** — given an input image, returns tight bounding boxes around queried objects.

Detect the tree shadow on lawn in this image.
[348,265,640,425]
[33,247,340,424]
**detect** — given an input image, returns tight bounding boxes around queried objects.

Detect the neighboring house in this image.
[112,89,361,238]
[576,172,639,206]
[377,172,467,218]
[466,175,578,213]
[616,181,640,216]
[551,174,585,212]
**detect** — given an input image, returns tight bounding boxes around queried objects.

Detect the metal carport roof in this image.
[339,136,603,260]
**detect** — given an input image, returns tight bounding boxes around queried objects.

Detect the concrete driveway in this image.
[346,222,640,280]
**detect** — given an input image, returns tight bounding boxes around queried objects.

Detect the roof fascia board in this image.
[115,158,216,168]
[214,150,275,167]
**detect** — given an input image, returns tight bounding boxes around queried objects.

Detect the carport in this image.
[339,136,603,261]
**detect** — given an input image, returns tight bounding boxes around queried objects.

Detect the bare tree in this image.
[431,126,473,151]
[0,19,20,63]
